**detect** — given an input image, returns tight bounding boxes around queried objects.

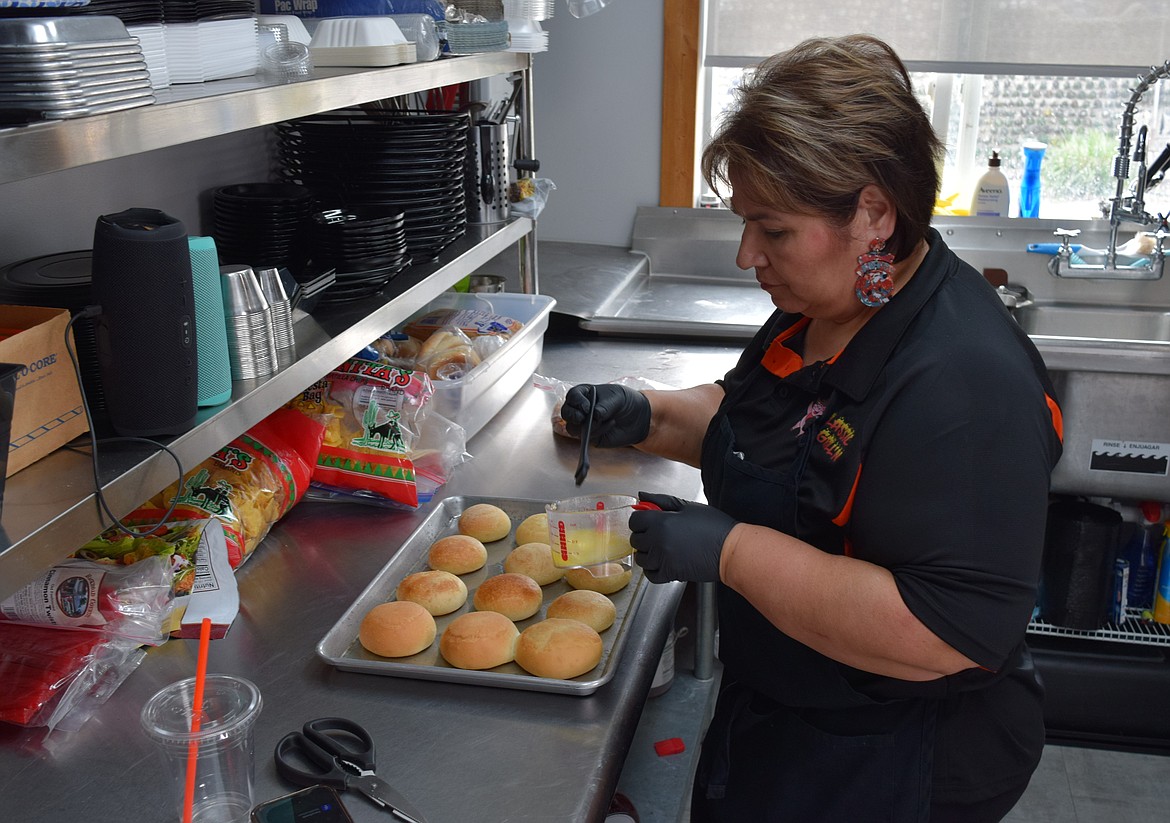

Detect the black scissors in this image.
[275,717,428,823]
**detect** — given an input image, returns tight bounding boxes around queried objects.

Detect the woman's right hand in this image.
[561,384,652,447]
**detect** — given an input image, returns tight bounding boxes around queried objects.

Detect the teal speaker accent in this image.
[189,236,233,407]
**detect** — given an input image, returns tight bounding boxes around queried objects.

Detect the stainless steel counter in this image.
[0,333,742,823]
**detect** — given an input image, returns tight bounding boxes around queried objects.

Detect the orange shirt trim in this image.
[762,317,811,378]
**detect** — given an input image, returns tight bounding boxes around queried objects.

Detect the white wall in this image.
[0,131,270,264]
[531,2,664,248]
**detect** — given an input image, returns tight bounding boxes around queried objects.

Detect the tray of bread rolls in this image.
[316,495,648,695]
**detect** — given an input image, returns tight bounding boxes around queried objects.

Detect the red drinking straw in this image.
[183,617,213,823]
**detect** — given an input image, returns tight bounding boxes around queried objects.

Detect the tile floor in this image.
[617,665,1170,823]
[1004,744,1170,822]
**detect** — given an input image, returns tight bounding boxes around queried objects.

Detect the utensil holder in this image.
[466,120,510,224]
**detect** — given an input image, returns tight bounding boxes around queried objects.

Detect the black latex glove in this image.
[561,383,651,447]
[629,491,737,584]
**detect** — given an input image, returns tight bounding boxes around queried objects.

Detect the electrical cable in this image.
[65,306,185,538]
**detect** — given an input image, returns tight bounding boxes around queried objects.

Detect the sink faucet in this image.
[1050,60,1170,279]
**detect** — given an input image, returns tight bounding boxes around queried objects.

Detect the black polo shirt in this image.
[712,228,1063,800]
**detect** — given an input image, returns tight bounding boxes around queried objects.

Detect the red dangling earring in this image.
[855,237,895,307]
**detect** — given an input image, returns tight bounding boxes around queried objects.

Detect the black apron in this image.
[692,357,936,823]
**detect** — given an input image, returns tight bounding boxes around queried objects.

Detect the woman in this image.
[561,35,1063,822]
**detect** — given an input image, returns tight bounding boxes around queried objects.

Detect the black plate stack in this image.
[211,182,317,275]
[275,109,469,265]
[308,208,411,305]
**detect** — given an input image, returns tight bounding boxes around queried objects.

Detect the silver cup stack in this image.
[219,264,279,379]
[254,266,296,364]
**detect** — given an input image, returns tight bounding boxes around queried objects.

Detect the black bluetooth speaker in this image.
[91,208,198,437]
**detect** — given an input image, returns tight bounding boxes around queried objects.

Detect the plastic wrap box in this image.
[0,306,89,477]
[418,292,555,439]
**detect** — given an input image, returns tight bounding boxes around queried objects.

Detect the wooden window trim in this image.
[660,0,701,207]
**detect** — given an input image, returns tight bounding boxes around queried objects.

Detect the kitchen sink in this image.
[1013,303,1170,345]
[1008,303,1170,378]
[1010,303,1170,501]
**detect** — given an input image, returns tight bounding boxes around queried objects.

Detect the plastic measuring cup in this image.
[546,494,657,569]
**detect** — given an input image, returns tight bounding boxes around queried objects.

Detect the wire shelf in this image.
[1028,608,1170,647]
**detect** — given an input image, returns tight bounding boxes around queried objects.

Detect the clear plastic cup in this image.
[140,674,263,823]
[261,41,313,82]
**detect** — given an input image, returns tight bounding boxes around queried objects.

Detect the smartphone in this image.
[251,785,355,823]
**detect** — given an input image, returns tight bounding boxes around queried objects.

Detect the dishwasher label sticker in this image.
[1089,439,1170,475]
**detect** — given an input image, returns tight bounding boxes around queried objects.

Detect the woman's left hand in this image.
[629,492,737,583]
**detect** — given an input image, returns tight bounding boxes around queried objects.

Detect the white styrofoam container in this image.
[421,292,556,438]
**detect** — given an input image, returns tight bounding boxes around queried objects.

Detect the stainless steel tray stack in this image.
[318,495,648,696]
[0,16,154,124]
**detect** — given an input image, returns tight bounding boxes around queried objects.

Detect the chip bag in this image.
[148,407,324,565]
[74,516,207,598]
[288,358,434,509]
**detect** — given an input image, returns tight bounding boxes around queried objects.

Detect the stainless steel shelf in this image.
[0,218,533,601]
[0,52,528,184]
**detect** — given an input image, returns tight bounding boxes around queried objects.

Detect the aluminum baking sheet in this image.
[317,495,648,696]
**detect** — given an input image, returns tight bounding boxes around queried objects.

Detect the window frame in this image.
[664,3,1170,212]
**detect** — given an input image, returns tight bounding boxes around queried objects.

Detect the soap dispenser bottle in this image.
[1019,140,1047,218]
[971,151,1010,217]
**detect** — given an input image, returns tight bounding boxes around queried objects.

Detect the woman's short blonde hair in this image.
[701,34,943,262]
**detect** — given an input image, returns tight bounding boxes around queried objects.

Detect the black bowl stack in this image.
[274,109,469,265]
[308,208,410,305]
[211,182,316,274]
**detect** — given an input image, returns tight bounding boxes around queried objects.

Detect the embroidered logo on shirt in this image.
[816,414,855,462]
[792,399,826,436]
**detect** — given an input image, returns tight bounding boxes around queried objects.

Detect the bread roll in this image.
[359,601,436,658]
[418,329,481,381]
[514,512,549,546]
[439,610,519,670]
[503,542,564,586]
[396,570,468,616]
[546,589,617,633]
[473,572,543,621]
[417,327,471,359]
[426,347,481,381]
[428,534,488,574]
[515,618,604,679]
[564,562,632,595]
[458,503,511,543]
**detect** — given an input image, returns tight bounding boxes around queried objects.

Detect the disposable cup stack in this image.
[219,264,278,380]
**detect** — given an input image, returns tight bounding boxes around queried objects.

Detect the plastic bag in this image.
[75,516,209,599]
[0,623,144,731]
[74,517,240,639]
[568,0,609,18]
[416,325,482,381]
[288,358,435,509]
[534,373,675,439]
[305,408,470,508]
[508,178,556,219]
[0,555,173,645]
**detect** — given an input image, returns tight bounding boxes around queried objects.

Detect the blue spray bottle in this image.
[1019,140,1047,218]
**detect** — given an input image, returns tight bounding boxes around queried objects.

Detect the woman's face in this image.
[729,172,869,320]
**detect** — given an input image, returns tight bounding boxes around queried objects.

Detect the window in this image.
[688,1,1170,221]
